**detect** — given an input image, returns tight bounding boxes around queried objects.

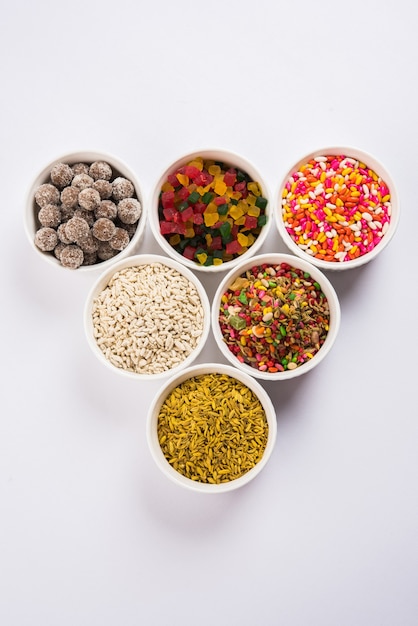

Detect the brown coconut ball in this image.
[77,232,98,254]
[82,251,98,266]
[72,162,90,176]
[72,173,94,190]
[60,186,79,208]
[38,203,61,228]
[78,187,101,211]
[35,183,60,208]
[60,244,84,269]
[73,208,95,228]
[50,162,74,188]
[112,177,135,201]
[92,179,113,200]
[92,217,116,242]
[57,223,73,244]
[89,161,112,181]
[54,241,66,260]
[95,199,118,220]
[110,227,130,251]
[65,216,90,243]
[35,227,59,251]
[117,198,142,224]
[96,240,118,261]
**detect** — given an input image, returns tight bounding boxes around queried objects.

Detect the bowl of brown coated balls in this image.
[25,151,146,271]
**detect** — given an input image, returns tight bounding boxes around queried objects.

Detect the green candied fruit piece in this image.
[255,196,268,210]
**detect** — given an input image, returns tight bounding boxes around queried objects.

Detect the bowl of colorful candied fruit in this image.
[146,362,277,492]
[25,151,146,271]
[212,253,341,380]
[275,146,399,270]
[149,149,271,272]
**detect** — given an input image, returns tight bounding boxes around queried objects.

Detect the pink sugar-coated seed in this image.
[281,154,392,263]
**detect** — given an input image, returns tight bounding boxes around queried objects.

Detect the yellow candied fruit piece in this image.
[229,204,245,220]
[248,205,260,217]
[161,181,174,192]
[208,164,221,176]
[196,185,210,195]
[205,234,213,247]
[196,252,207,265]
[203,211,219,227]
[235,216,246,225]
[188,157,203,170]
[237,233,249,246]
[248,181,261,196]
[204,159,215,168]
[214,178,227,196]
[169,234,181,246]
[229,191,242,201]
[213,258,223,266]
[206,201,218,213]
[185,227,195,238]
[176,173,189,186]
[246,233,255,246]
[246,194,256,206]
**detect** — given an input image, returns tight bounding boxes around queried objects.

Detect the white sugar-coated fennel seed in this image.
[91,263,204,374]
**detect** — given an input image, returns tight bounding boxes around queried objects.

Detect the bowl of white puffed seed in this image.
[83,254,211,379]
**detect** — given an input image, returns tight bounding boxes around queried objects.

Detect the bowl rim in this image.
[274,145,400,271]
[146,362,277,493]
[211,252,341,381]
[24,149,147,273]
[83,253,211,380]
[149,147,272,273]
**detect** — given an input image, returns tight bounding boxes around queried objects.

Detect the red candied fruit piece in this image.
[226,240,243,255]
[160,221,177,235]
[244,215,258,229]
[214,196,226,206]
[180,206,194,222]
[209,236,222,250]
[177,187,190,201]
[223,168,237,187]
[183,245,197,260]
[183,165,201,180]
[194,171,213,186]
[194,202,206,214]
[163,207,177,221]
[192,212,204,225]
[161,190,175,209]
[167,173,180,187]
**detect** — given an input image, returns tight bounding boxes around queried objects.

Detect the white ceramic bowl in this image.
[25,150,146,272]
[149,148,272,272]
[274,146,400,270]
[84,254,210,380]
[146,362,277,493]
[212,253,341,380]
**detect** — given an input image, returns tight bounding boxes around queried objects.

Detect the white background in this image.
[1,1,417,625]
